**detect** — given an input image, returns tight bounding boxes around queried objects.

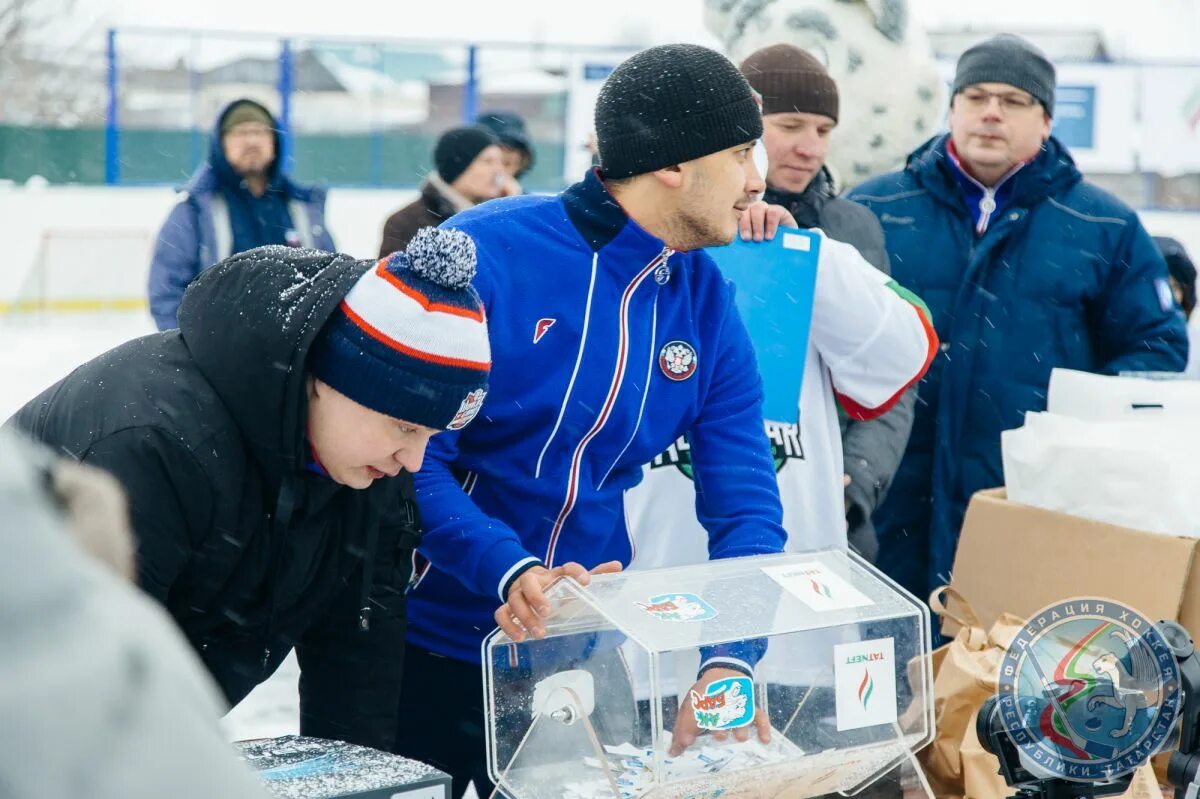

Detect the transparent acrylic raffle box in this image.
[483,551,935,799]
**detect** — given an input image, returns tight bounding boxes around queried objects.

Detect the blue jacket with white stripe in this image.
[408,169,788,664]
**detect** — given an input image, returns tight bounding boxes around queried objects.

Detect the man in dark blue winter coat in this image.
[848,34,1189,603]
[147,98,336,330]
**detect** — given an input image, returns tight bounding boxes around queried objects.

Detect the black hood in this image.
[177,246,370,484]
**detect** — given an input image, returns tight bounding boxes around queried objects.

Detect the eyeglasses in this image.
[958,88,1039,112]
[225,124,274,140]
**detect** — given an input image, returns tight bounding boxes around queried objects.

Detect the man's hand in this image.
[669,667,771,756]
[494,560,623,641]
[739,201,797,242]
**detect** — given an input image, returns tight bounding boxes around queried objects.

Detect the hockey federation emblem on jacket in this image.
[447,389,487,430]
[659,340,698,381]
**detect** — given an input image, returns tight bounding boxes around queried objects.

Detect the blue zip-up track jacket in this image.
[408,170,788,664]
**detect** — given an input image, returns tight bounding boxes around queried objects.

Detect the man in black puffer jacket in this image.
[8,227,492,751]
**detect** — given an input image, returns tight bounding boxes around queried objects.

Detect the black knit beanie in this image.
[739,44,839,122]
[434,126,500,185]
[594,44,764,180]
[953,34,1057,116]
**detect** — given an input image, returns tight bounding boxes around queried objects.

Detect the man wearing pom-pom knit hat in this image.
[7,228,491,752]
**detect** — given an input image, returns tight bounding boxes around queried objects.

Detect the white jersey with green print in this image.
[620,231,935,692]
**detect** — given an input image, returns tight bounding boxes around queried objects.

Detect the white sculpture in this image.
[706,0,945,188]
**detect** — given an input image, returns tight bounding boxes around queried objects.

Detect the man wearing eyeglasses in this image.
[148,98,336,330]
[848,34,1188,605]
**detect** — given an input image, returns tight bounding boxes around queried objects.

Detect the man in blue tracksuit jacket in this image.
[395,44,788,797]
[147,98,335,330]
[847,35,1188,605]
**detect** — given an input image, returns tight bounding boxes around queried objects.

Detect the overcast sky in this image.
[40,0,1200,61]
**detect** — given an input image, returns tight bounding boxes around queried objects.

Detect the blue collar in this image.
[561,168,675,257]
[945,140,1029,236]
[304,434,330,479]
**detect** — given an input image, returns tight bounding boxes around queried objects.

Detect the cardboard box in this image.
[946,488,1200,638]
[236,735,451,799]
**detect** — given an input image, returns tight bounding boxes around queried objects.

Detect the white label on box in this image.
[390,786,446,799]
[782,232,812,251]
[760,561,873,612]
[834,637,897,731]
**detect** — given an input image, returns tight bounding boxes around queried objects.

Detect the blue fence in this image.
[85,27,634,192]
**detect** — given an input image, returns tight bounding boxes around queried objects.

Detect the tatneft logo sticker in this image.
[761,562,873,612]
[834,637,897,731]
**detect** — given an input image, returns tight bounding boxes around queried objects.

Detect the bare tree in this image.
[0,0,106,126]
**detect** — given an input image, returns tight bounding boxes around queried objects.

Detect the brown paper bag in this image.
[960,705,1017,799]
[927,588,1166,799]
[920,587,1025,798]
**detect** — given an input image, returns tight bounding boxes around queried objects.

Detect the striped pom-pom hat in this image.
[309,227,490,431]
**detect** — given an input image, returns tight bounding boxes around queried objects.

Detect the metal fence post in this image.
[188,33,203,172]
[370,42,384,186]
[463,43,479,124]
[278,38,295,173]
[105,28,120,185]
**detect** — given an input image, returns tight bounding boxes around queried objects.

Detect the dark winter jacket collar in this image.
[562,168,675,258]
[763,166,836,229]
[905,134,1082,219]
[177,247,370,489]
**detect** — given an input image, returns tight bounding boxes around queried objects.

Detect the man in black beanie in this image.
[392,43,789,797]
[378,125,506,255]
[848,34,1187,606]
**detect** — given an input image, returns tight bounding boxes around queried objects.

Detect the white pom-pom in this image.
[405,227,478,289]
